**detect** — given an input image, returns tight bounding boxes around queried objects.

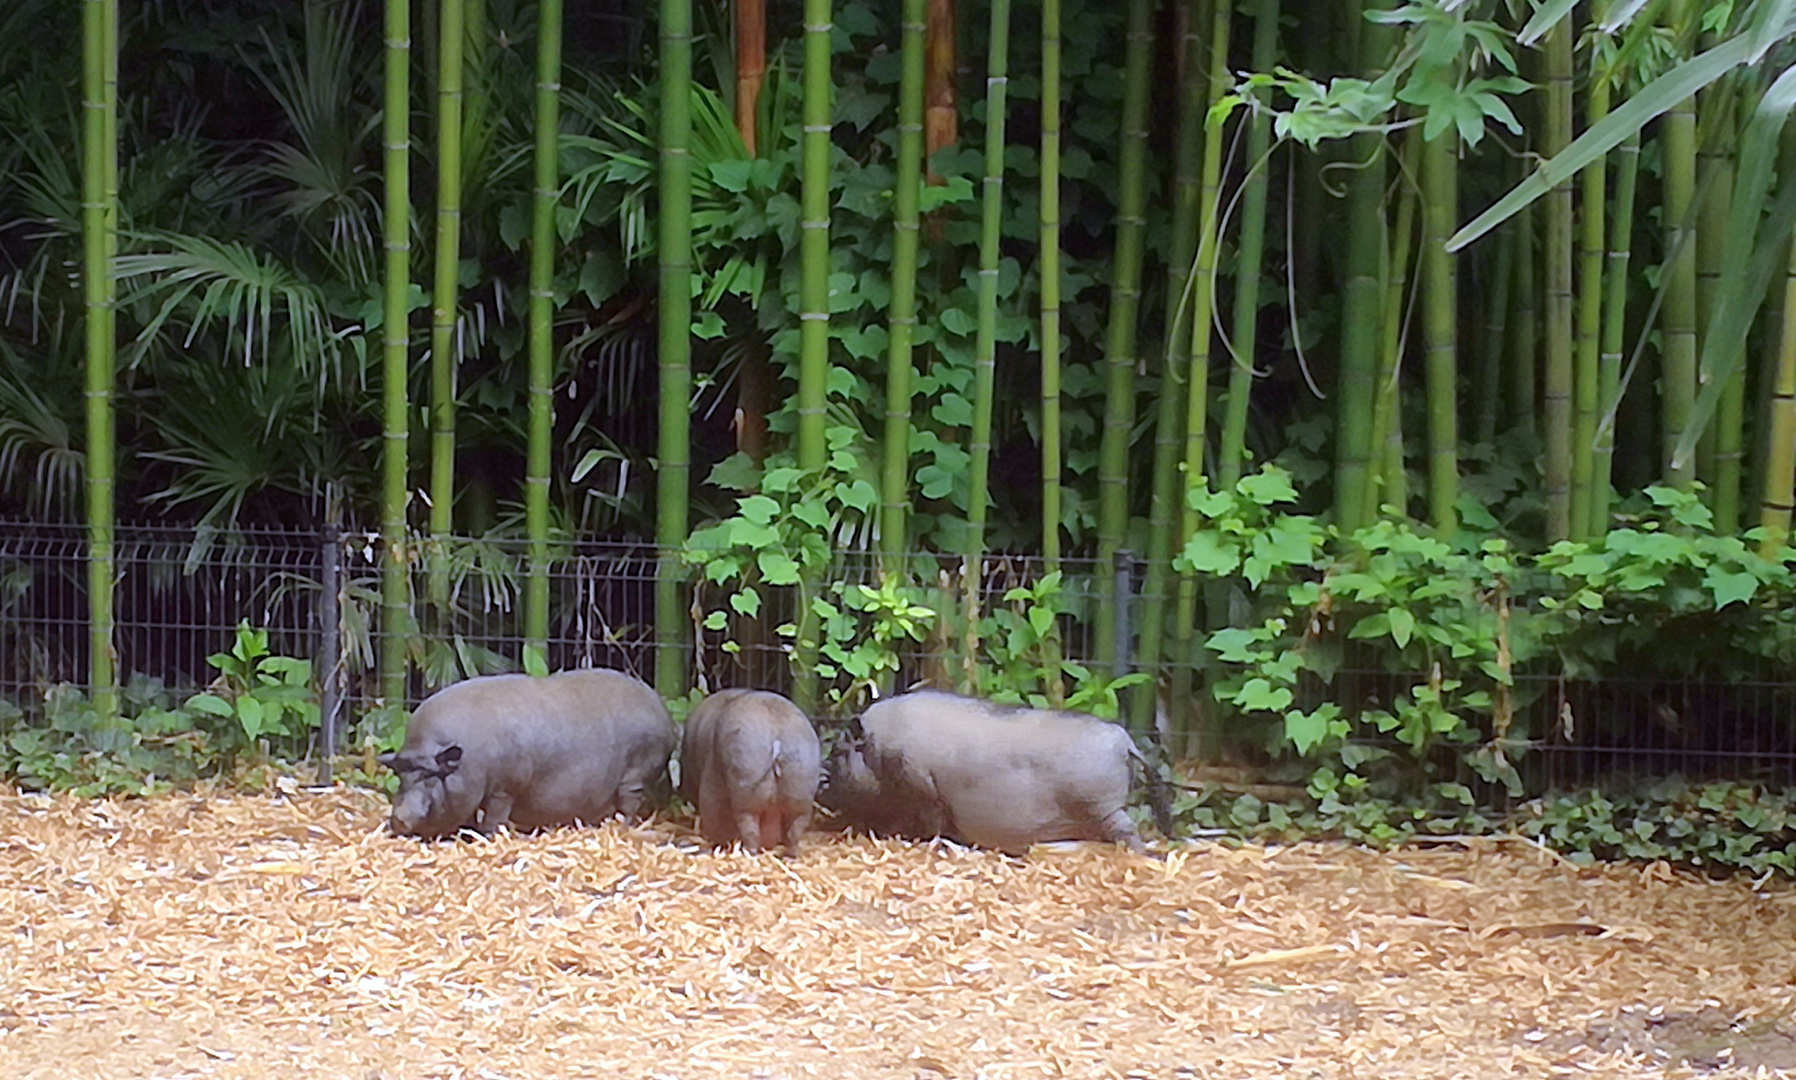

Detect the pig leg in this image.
[733,809,765,854]
[615,780,648,822]
[780,806,812,857]
[1095,806,1149,855]
[477,792,515,835]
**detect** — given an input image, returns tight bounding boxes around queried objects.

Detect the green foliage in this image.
[1,624,325,795]
[1181,467,1796,800]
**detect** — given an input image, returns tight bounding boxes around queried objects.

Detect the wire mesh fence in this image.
[6,520,1796,797]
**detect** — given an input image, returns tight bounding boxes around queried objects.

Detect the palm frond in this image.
[115,234,355,376]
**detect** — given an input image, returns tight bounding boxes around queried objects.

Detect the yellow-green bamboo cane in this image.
[1129,0,1206,734]
[656,0,692,698]
[1591,132,1641,536]
[1662,78,1698,490]
[428,0,465,623]
[524,0,562,663]
[1333,0,1388,531]
[1421,130,1459,536]
[794,0,833,709]
[1759,234,1796,552]
[1038,0,1065,706]
[1169,0,1231,755]
[1040,0,1062,571]
[961,0,1010,694]
[1217,0,1280,493]
[81,0,118,716]
[379,0,413,705]
[1570,37,1607,542]
[1511,201,1538,440]
[1698,80,1744,529]
[1542,17,1574,541]
[879,0,927,564]
[1093,0,1153,671]
[1370,133,1420,518]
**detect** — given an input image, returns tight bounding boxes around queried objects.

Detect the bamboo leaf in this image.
[1449,31,1759,252]
[1517,0,1577,46]
[1672,62,1796,467]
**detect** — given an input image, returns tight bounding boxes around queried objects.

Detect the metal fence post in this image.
[318,524,341,785]
[1112,549,1133,682]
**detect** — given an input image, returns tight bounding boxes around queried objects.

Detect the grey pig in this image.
[823,689,1173,855]
[680,688,821,855]
[378,668,675,838]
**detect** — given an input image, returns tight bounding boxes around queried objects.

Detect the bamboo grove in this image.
[14,0,1796,733]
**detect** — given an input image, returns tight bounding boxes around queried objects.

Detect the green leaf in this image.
[523,644,549,678]
[1449,32,1759,251]
[737,494,780,526]
[185,693,234,718]
[1705,567,1759,609]
[758,550,802,586]
[1235,678,1294,713]
[730,588,762,618]
[1388,607,1416,649]
[1175,532,1242,575]
[1286,709,1329,755]
[703,611,729,631]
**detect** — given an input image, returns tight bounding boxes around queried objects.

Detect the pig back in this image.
[407,667,674,829]
[858,691,1138,850]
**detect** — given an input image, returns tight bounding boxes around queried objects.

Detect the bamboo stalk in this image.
[792,0,834,709]
[1592,132,1640,535]
[1130,0,1206,734]
[1093,0,1153,670]
[430,0,465,559]
[961,0,1011,695]
[380,0,414,704]
[1169,0,1232,757]
[879,0,927,565]
[1421,130,1459,536]
[1759,231,1796,552]
[735,0,766,156]
[524,0,562,664]
[82,0,118,716]
[656,0,693,699]
[1542,16,1574,541]
[1217,0,1280,492]
[1662,80,1698,490]
[1570,30,1606,543]
[1370,133,1420,519]
[1038,0,1065,706]
[1511,201,1538,441]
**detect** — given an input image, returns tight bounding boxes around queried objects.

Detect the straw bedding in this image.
[4,784,1796,1079]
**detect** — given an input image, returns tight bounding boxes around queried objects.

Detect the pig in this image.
[378,667,675,839]
[680,688,821,855]
[821,689,1173,855]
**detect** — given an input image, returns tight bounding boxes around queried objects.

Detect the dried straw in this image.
[4,784,1795,1079]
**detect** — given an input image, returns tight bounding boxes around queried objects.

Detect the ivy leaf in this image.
[1285,708,1330,755]
[738,494,780,526]
[1705,567,1759,609]
[835,478,878,512]
[703,611,728,631]
[940,306,978,336]
[1205,627,1263,664]
[730,588,762,618]
[790,500,831,530]
[1175,532,1242,575]
[757,551,802,586]
[1235,678,1293,713]
[932,392,974,426]
[1237,468,1300,506]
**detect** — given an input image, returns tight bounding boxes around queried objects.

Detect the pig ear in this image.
[434,745,464,774]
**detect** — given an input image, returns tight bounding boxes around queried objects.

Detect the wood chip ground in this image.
[5,784,1796,1079]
